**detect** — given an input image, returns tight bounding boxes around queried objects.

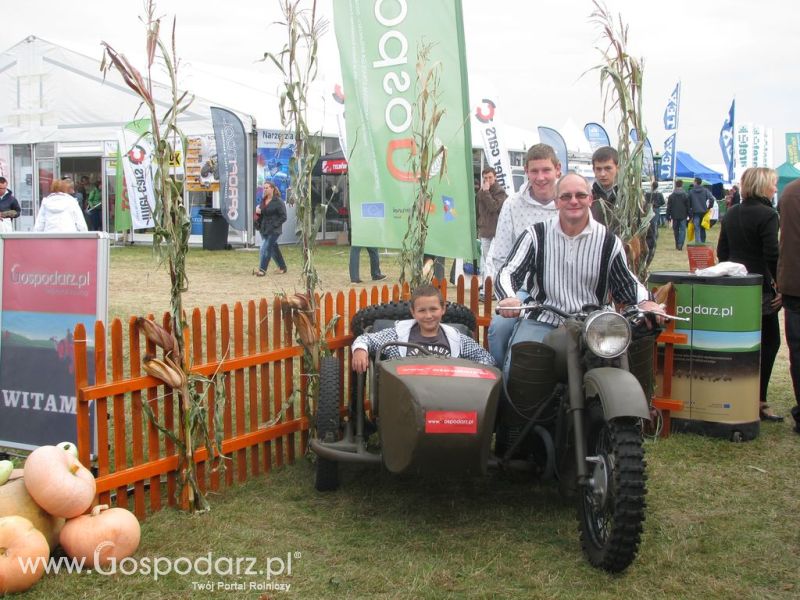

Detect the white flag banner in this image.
[764,128,774,168]
[752,125,765,169]
[472,95,514,192]
[734,122,753,183]
[118,125,156,230]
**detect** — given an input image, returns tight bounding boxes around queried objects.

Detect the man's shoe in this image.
[372,274,387,281]
[759,403,784,422]
[350,279,363,284]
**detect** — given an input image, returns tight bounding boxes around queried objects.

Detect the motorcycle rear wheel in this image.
[578,403,646,573]
[314,356,341,492]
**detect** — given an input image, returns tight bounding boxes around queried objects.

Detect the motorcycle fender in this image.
[583,367,650,421]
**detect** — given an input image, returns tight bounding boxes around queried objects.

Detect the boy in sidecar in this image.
[351,285,495,372]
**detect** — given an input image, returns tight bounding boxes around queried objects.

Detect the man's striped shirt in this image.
[495,216,649,326]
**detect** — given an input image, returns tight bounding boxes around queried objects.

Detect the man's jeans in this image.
[784,299,800,428]
[489,316,555,381]
[673,219,687,249]
[692,214,706,243]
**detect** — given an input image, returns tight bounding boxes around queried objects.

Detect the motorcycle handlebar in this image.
[494,302,689,322]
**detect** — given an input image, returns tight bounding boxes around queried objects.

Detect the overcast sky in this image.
[3,0,797,168]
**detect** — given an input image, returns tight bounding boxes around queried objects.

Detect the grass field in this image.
[16,226,800,599]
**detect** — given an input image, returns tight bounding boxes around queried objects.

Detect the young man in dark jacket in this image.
[778,178,800,433]
[666,180,691,250]
[688,177,715,243]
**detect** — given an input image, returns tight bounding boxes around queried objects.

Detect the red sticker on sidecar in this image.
[396,365,497,379]
[425,411,478,434]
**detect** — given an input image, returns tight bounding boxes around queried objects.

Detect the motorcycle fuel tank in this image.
[376,357,501,476]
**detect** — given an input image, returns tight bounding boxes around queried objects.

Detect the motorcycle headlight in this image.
[583,310,631,358]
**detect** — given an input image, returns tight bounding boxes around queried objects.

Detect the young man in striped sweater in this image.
[493,172,663,372]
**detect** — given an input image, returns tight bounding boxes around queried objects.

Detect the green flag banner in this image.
[333,0,475,259]
[114,150,130,232]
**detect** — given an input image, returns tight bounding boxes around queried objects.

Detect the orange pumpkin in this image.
[60,504,140,568]
[24,445,96,519]
[0,515,50,594]
[0,471,64,551]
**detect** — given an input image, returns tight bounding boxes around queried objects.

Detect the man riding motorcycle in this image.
[493,172,664,373]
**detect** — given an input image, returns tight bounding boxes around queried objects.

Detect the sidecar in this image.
[310,301,502,491]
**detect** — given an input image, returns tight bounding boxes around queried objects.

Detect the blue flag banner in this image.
[211,107,248,231]
[719,99,735,183]
[537,127,568,173]
[661,133,676,180]
[630,129,655,179]
[583,122,610,150]
[663,82,680,130]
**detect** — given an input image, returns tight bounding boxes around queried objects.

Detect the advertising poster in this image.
[185,135,220,192]
[333,0,476,259]
[786,132,800,168]
[118,119,157,230]
[0,233,107,451]
[257,129,294,204]
[210,107,248,231]
[652,278,761,424]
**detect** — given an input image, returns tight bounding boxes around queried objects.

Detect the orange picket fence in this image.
[72,278,493,520]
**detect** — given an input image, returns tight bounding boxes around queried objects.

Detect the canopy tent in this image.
[675,151,725,185]
[0,35,255,144]
[777,161,800,197]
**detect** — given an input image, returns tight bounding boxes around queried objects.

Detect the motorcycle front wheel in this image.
[578,402,646,573]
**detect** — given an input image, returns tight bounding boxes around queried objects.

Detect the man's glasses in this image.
[558,192,590,202]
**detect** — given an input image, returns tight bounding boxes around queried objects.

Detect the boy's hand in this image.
[352,348,369,373]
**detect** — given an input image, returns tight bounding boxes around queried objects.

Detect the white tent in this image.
[0,35,255,144]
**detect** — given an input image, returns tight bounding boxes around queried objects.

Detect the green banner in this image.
[114,150,130,232]
[332,0,476,259]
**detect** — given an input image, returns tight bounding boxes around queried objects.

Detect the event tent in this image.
[0,36,256,144]
[777,161,800,196]
[675,151,725,185]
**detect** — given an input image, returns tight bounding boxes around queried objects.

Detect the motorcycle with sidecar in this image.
[310,300,659,572]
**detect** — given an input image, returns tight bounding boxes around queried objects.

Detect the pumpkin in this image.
[0,515,50,594]
[24,445,96,519]
[60,504,140,568]
[0,461,13,486]
[0,472,64,551]
[55,442,79,460]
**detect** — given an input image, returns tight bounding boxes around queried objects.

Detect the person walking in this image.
[666,180,691,250]
[717,167,782,421]
[253,181,287,276]
[349,246,386,284]
[688,176,715,243]
[777,177,800,433]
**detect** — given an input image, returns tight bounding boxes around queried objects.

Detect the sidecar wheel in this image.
[578,404,646,573]
[315,357,341,492]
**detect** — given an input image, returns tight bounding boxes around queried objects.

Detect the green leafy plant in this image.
[590,0,652,280]
[101,0,225,512]
[399,43,448,289]
[264,0,330,417]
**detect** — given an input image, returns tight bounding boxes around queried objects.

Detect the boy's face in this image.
[410,295,445,336]
[592,159,618,189]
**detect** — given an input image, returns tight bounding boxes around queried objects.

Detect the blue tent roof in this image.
[675,151,725,184]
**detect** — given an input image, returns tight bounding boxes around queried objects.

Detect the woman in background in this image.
[717,167,782,421]
[33,178,88,233]
[253,181,287,276]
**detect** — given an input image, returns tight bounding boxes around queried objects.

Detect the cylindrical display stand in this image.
[649,272,763,441]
